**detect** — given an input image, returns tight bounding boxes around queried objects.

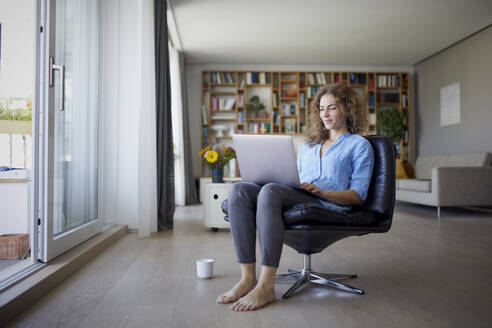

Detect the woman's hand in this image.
[300,182,327,199]
[300,182,362,205]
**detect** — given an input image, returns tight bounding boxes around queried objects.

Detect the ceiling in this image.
[169,0,492,66]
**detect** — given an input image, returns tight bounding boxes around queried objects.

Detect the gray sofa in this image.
[396,152,492,217]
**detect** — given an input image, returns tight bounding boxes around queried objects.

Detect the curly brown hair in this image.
[306,83,367,145]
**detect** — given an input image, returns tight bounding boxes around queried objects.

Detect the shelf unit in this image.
[201,70,411,176]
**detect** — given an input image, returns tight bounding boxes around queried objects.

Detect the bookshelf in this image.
[201,70,411,176]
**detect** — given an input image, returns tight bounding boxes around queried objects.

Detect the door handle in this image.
[49,56,65,111]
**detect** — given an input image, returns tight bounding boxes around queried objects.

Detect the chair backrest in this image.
[357,135,396,231]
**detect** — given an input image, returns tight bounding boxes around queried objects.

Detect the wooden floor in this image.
[6,203,492,328]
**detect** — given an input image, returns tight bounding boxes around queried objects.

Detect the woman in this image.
[217,83,375,311]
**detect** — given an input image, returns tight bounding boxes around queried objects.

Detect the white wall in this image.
[0,0,35,99]
[416,26,492,156]
[187,63,416,178]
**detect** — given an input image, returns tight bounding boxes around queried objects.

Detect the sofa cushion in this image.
[445,152,492,167]
[414,155,448,179]
[397,179,432,192]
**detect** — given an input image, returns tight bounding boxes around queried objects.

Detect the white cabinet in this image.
[203,183,235,231]
[199,177,241,203]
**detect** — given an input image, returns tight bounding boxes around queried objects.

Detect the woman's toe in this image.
[237,301,247,311]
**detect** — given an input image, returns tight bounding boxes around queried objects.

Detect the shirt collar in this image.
[339,132,351,140]
[317,132,352,148]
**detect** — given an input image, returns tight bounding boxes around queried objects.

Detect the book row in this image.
[376,92,400,103]
[281,103,298,115]
[349,73,367,85]
[210,96,236,110]
[211,72,235,84]
[247,122,271,133]
[246,72,271,84]
[377,74,400,88]
[307,73,329,85]
[307,86,321,98]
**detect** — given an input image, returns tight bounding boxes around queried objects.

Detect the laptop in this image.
[233,134,302,188]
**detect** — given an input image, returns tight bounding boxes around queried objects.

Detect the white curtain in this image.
[99,0,157,236]
[169,44,186,206]
[54,0,99,234]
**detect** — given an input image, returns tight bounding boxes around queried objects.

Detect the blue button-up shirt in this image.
[297,132,375,213]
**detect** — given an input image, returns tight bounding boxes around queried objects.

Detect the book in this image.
[202,126,208,143]
[308,73,315,84]
[246,72,252,84]
[259,72,266,84]
[369,113,376,125]
[201,105,208,124]
[290,103,297,115]
[273,110,279,124]
[237,94,244,107]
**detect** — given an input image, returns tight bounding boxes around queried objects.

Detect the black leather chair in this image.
[222,135,396,298]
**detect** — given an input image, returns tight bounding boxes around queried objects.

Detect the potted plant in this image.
[245,95,265,118]
[377,107,404,155]
[199,144,236,183]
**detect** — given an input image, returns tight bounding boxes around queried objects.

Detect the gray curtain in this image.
[155,0,174,230]
[179,52,198,205]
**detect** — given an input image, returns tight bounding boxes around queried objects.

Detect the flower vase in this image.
[211,167,224,183]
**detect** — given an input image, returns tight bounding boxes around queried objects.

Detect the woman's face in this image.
[319,94,346,131]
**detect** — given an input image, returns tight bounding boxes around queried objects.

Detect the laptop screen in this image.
[233,134,301,187]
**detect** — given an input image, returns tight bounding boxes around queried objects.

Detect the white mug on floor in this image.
[196,259,214,279]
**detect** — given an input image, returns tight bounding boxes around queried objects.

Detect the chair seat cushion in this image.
[397,179,431,192]
[222,199,379,228]
[282,203,379,228]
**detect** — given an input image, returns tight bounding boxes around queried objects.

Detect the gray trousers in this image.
[228,182,324,268]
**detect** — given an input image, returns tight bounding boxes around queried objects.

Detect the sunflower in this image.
[205,150,219,163]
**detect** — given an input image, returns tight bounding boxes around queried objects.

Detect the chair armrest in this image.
[432,167,492,206]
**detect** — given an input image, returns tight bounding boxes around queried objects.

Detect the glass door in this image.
[39,0,101,262]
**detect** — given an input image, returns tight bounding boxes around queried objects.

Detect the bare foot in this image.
[230,285,276,311]
[217,278,257,304]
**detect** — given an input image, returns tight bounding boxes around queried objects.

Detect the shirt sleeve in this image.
[349,139,374,203]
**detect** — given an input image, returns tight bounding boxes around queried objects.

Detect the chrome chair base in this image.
[277,254,365,299]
